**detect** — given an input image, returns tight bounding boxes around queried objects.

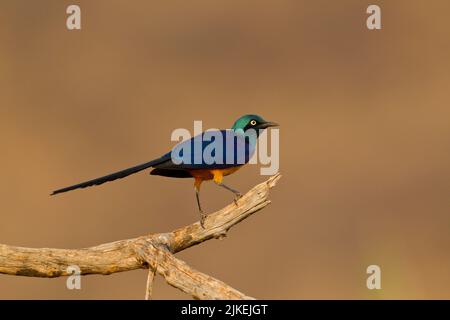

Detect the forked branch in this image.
[0,173,281,299]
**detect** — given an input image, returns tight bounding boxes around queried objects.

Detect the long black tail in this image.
[51,156,168,195]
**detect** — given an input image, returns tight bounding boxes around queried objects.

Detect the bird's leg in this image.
[217,182,242,205]
[196,188,208,228]
[212,170,242,206]
[195,188,202,212]
[194,178,207,228]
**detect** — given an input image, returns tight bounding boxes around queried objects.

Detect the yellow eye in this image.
[250,120,257,126]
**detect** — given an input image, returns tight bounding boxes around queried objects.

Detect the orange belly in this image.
[188,166,243,180]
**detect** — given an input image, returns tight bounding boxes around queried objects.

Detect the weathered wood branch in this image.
[144,267,156,300]
[0,173,281,299]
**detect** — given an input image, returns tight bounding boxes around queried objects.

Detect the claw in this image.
[234,193,242,206]
[200,211,207,229]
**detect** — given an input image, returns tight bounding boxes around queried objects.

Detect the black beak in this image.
[257,121,279,129]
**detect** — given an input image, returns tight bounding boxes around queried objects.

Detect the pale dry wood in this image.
[0,173,281,299]
[144,267,156,300]
[135,239,254,300]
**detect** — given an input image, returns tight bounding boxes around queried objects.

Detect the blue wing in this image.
[154,130,255,170]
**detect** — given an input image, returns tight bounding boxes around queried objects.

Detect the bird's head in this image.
[231,114,279,136]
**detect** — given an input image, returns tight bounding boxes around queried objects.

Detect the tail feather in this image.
[51,156,168,195]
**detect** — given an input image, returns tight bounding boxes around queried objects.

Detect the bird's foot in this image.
[233,193,243,206]
[200,211,208,229]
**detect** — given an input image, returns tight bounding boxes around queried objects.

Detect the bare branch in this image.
[144,267,156,300]
[135,239,254,300]
[0,173,281,299]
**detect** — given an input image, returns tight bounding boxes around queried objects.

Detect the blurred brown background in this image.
[0,0,449,299]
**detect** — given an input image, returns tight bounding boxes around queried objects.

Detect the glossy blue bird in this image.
[52,114,278,227]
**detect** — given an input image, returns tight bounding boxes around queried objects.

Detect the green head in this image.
[231,114,278,135]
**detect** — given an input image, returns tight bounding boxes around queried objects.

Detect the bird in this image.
[51,114,279,227]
